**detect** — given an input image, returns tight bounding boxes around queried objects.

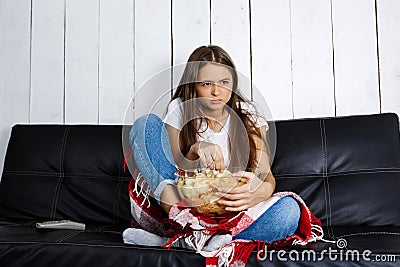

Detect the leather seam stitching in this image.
[323,119,334,238]
[275,169,400,179]
[56,231,81,243]
[320,119,332,238]
[50,126,70,219]
[0,241,193,252]
[2,172,130,180]
[338,232,400,238]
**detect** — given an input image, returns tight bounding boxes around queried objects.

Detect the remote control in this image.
[36,220,85,230]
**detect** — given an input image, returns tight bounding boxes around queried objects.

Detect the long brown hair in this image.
[170,45,267,171]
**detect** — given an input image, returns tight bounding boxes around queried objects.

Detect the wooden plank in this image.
[211,0,252,100]
[331,0,380,116]
[0,0,31,177]
[134,0,171,121]
[98,0,134,124]
[65,0,99,124]
[172,0,210,92]
[377,0,400,117]
[290,0,335,118]
[30,0,64,123]
[251,0,292,121]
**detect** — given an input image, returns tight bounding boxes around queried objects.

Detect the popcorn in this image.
[176,169,246,215]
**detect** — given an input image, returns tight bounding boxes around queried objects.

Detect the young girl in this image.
[125,45,300,247]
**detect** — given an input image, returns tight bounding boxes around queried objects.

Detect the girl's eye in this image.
[221,80,229,85]
[202,82,212,87]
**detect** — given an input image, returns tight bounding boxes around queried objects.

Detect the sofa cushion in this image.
[272,113,400,229]
[0,125,132,226]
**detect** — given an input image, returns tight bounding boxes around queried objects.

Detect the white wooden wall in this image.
[1,0,400,176]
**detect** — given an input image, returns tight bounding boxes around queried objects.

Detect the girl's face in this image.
[195,63,233,113]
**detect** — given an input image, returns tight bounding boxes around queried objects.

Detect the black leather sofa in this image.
[0,113,399,266]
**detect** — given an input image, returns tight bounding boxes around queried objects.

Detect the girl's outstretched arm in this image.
[165,124,199,170]
[165,124,225,171]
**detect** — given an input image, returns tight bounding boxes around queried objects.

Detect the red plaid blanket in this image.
[165,191,325,267]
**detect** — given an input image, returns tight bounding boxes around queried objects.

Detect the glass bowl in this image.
[176,169,247,215]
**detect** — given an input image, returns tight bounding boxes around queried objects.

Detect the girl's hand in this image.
[216,171,274,212]
[190,141,226,171]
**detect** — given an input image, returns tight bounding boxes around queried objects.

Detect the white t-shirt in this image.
[163,98,268,167]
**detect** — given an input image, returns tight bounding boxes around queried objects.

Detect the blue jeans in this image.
[129,114,300,242]
[129,114,177,202]
[233,196,300,242]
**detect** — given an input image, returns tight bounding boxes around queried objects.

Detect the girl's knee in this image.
[130,114,163,143]
[281,196,300,214]
[232,196,301,242]
[279,196,301,231]
[133,114,162,129]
